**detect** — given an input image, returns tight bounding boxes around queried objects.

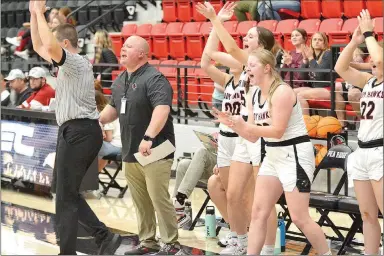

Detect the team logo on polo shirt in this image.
[131,83,137,90]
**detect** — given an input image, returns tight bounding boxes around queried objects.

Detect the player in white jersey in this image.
[213,49,331,255]
[196,2,282,254]
[198,4,258,255]
[335,10,383,255]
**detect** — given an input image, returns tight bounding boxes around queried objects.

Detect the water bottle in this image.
[274,227,281,255]
[277,212,286,252]
[183,201,193,230]
[205,206,216,238]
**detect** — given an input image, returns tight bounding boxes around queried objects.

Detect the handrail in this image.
[67,0,97,19]
[77,0,129,33]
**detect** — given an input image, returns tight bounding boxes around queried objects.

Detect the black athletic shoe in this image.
[98,233,122,255]
[124,245,159,255]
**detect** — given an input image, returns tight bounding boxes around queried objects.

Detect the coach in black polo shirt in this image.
[100,35,180,255]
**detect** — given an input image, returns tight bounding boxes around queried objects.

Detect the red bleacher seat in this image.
[319,19,344,34]
[177,0,192,22]
[302,0,322,19]
[278,0,321,20]
[321,0,343,18]
[194,62,214,105]
[136,24,153,57]
[121,24,137,42]
[328,18,358,45]
[183,22,203,60]
[232,21,257,48]
[148,59,160,70]
[109,33,123,57]
[219,21,239,52]
[258,20,278,32]
[192,0,223,22]
[308,100,357,118]
[167,22,185,60]
[162,0,177,22]
[343,0,365,18]
[374,17,383,41]
[282,19,320,49]
[298,19,321,36]
[178,60,199,104]
[274,19,299,51]
[366,0,383,18]
[159,60,178,103]
[151,23,169,60]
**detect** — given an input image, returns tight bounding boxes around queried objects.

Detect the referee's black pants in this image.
[54,119,109,254]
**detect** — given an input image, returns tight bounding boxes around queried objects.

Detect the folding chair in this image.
[99,153,128,198]
[301,144,353,254]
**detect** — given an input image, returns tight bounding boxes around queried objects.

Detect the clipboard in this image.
[193,130,218,155]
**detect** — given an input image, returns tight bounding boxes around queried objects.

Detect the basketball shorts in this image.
[231,137,262,167]
[217,131,238,168]
[258,136,315,192]
[347,146,383,186]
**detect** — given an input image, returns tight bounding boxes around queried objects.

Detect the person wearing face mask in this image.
[4,69,33,107]
[19,67,55,110]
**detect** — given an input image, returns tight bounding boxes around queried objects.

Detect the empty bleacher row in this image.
[1,0,130,30]
[109,17,383,61]
[162,0,383,23]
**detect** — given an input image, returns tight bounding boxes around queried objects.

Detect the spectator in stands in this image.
[59,7,77,26]
[1,73,11,106]
[93,30,119,88]
[281,28,308,88]
[4,69,33,107]
[19,67,55,110]
[258,0,301,21]
[173,144,217,228]
[94,79,103,93]
[234,0,260,21]
[99,35,181,255]
[7,9,60,60]
[95,91,122,172]
[295,32,346,127]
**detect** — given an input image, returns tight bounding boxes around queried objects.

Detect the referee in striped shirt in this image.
[29,1,121,254]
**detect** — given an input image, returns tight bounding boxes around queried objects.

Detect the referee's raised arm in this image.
[29,0,122,254]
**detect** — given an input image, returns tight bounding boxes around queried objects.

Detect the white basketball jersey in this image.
[220,72,247,132]
[358,77,383,142]
[252,86,308,142]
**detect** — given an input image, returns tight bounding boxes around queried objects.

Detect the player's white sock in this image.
[261,244,274,255]
[237,234,248,247]
[230,231,238,239]
[323,250,332,255]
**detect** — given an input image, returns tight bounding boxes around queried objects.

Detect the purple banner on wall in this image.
[1,120,58,187]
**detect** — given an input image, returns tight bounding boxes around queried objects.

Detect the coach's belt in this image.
[265,135,310,147]
[358,138,383,148]
[219,130,239,138]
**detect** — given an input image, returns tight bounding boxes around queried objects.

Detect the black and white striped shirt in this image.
[53,49,99,126]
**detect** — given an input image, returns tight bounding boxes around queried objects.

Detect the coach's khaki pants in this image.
[123,159,178,249]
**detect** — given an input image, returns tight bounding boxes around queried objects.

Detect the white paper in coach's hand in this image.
[134,140,176,167]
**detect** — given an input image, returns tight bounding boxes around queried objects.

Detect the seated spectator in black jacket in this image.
[93,30,119,88]
[4,69,33,107]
